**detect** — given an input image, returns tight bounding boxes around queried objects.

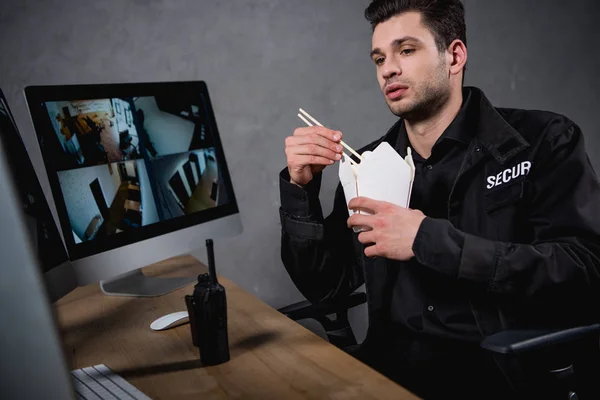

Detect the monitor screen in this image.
[0,89,69,274]
[25,81,239,261]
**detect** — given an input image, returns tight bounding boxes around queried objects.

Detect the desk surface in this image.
[54,255,418,399]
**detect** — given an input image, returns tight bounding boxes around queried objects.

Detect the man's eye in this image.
[401,49,415,55]
[374,57,385,65]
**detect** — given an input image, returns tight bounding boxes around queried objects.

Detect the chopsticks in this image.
[297,108,363,165]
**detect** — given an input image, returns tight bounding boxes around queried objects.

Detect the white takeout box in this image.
[339,142,415,232]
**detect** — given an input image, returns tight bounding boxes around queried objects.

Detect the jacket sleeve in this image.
[412,121,600,298]
[279,169,364,304]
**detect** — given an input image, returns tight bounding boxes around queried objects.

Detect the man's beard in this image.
[386,62,450,122]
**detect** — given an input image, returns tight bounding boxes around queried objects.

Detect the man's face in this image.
[371,12,451,120]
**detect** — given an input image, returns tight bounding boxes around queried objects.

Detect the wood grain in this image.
[54,255,419,399]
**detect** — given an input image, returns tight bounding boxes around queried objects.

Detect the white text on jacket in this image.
[486,161,532,189]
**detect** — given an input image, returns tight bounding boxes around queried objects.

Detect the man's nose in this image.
[382,61,401,80]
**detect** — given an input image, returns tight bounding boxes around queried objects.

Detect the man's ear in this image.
[448,39,467,77]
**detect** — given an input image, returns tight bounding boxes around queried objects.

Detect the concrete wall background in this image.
[1,0,598,342]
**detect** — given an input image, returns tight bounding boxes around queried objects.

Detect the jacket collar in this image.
[376,86,529,165]
[468,86,529,164]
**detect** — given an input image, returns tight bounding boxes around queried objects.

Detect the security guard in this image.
[279,1,600,399]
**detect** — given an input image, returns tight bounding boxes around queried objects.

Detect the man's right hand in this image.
[285,126,343,187]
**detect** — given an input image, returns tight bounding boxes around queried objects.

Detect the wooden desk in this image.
[53,255,418,399]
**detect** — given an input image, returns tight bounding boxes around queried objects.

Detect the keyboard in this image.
[71,364,151,400]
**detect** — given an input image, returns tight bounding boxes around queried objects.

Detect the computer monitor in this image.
[0,89,75,302]
[0,110,76,399]
[24,81,242,297]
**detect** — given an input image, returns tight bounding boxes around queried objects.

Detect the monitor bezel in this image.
[0,88,71,274]
[25,81,240,261]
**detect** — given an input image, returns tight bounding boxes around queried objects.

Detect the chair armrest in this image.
[481,323,600,355]
[277,292,367,321]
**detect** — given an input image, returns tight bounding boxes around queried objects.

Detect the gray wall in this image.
[1,0,598,343]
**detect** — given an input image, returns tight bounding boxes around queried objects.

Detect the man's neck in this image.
[405,90,463,159]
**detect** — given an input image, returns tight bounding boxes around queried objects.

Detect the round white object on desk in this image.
[150,311,189,331]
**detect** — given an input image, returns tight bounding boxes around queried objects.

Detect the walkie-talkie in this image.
[185,239,230,365]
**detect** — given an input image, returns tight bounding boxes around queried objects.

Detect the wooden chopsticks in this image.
[297,108,363,165]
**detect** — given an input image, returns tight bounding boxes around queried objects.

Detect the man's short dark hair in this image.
[365,0,467,53]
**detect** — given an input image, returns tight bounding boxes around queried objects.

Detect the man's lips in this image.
[385,84,408,100]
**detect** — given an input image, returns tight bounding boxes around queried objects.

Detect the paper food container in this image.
[339,142,415,232]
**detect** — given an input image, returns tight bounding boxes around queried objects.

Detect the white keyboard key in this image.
[82,367,135,400]
[71,364,151,400]
[93,365,151,400]
[71,370,104,400]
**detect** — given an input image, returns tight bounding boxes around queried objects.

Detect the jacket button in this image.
[475,146,481,152]
[426,165,433,171]
[427,305,434,312]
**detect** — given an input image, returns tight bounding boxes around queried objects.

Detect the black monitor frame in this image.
[25,81,239,261]
[0,88,69,273]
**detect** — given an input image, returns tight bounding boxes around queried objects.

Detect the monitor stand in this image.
[100,268,196,297]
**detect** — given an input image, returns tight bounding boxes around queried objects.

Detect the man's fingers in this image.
[289,154,337,166]
[347,198,378,216]
[357,230,376,245]
[347,213,376,229]
[285,127,344,168]
[294,126,342,142]
[348,197,381,213]
[348,197,401,214]
[364,243,382,258]
[287,144,342,162]
[286,134,343,154]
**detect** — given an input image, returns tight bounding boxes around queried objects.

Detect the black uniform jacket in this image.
[279,86,600,348]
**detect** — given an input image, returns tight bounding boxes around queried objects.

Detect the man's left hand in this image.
[347,197,426,260]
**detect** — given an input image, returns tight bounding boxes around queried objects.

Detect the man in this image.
[279,0,600,398]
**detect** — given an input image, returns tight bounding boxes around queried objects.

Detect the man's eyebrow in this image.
[370,36,423,58]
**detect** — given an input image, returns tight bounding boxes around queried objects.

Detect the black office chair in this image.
[277,291,367,350]
[481,324,600,400]
[279,294,600,399]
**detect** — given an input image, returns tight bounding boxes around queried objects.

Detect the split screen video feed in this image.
[41,95,230,244]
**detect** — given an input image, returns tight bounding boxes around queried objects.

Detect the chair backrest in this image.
[278,292,367,349]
